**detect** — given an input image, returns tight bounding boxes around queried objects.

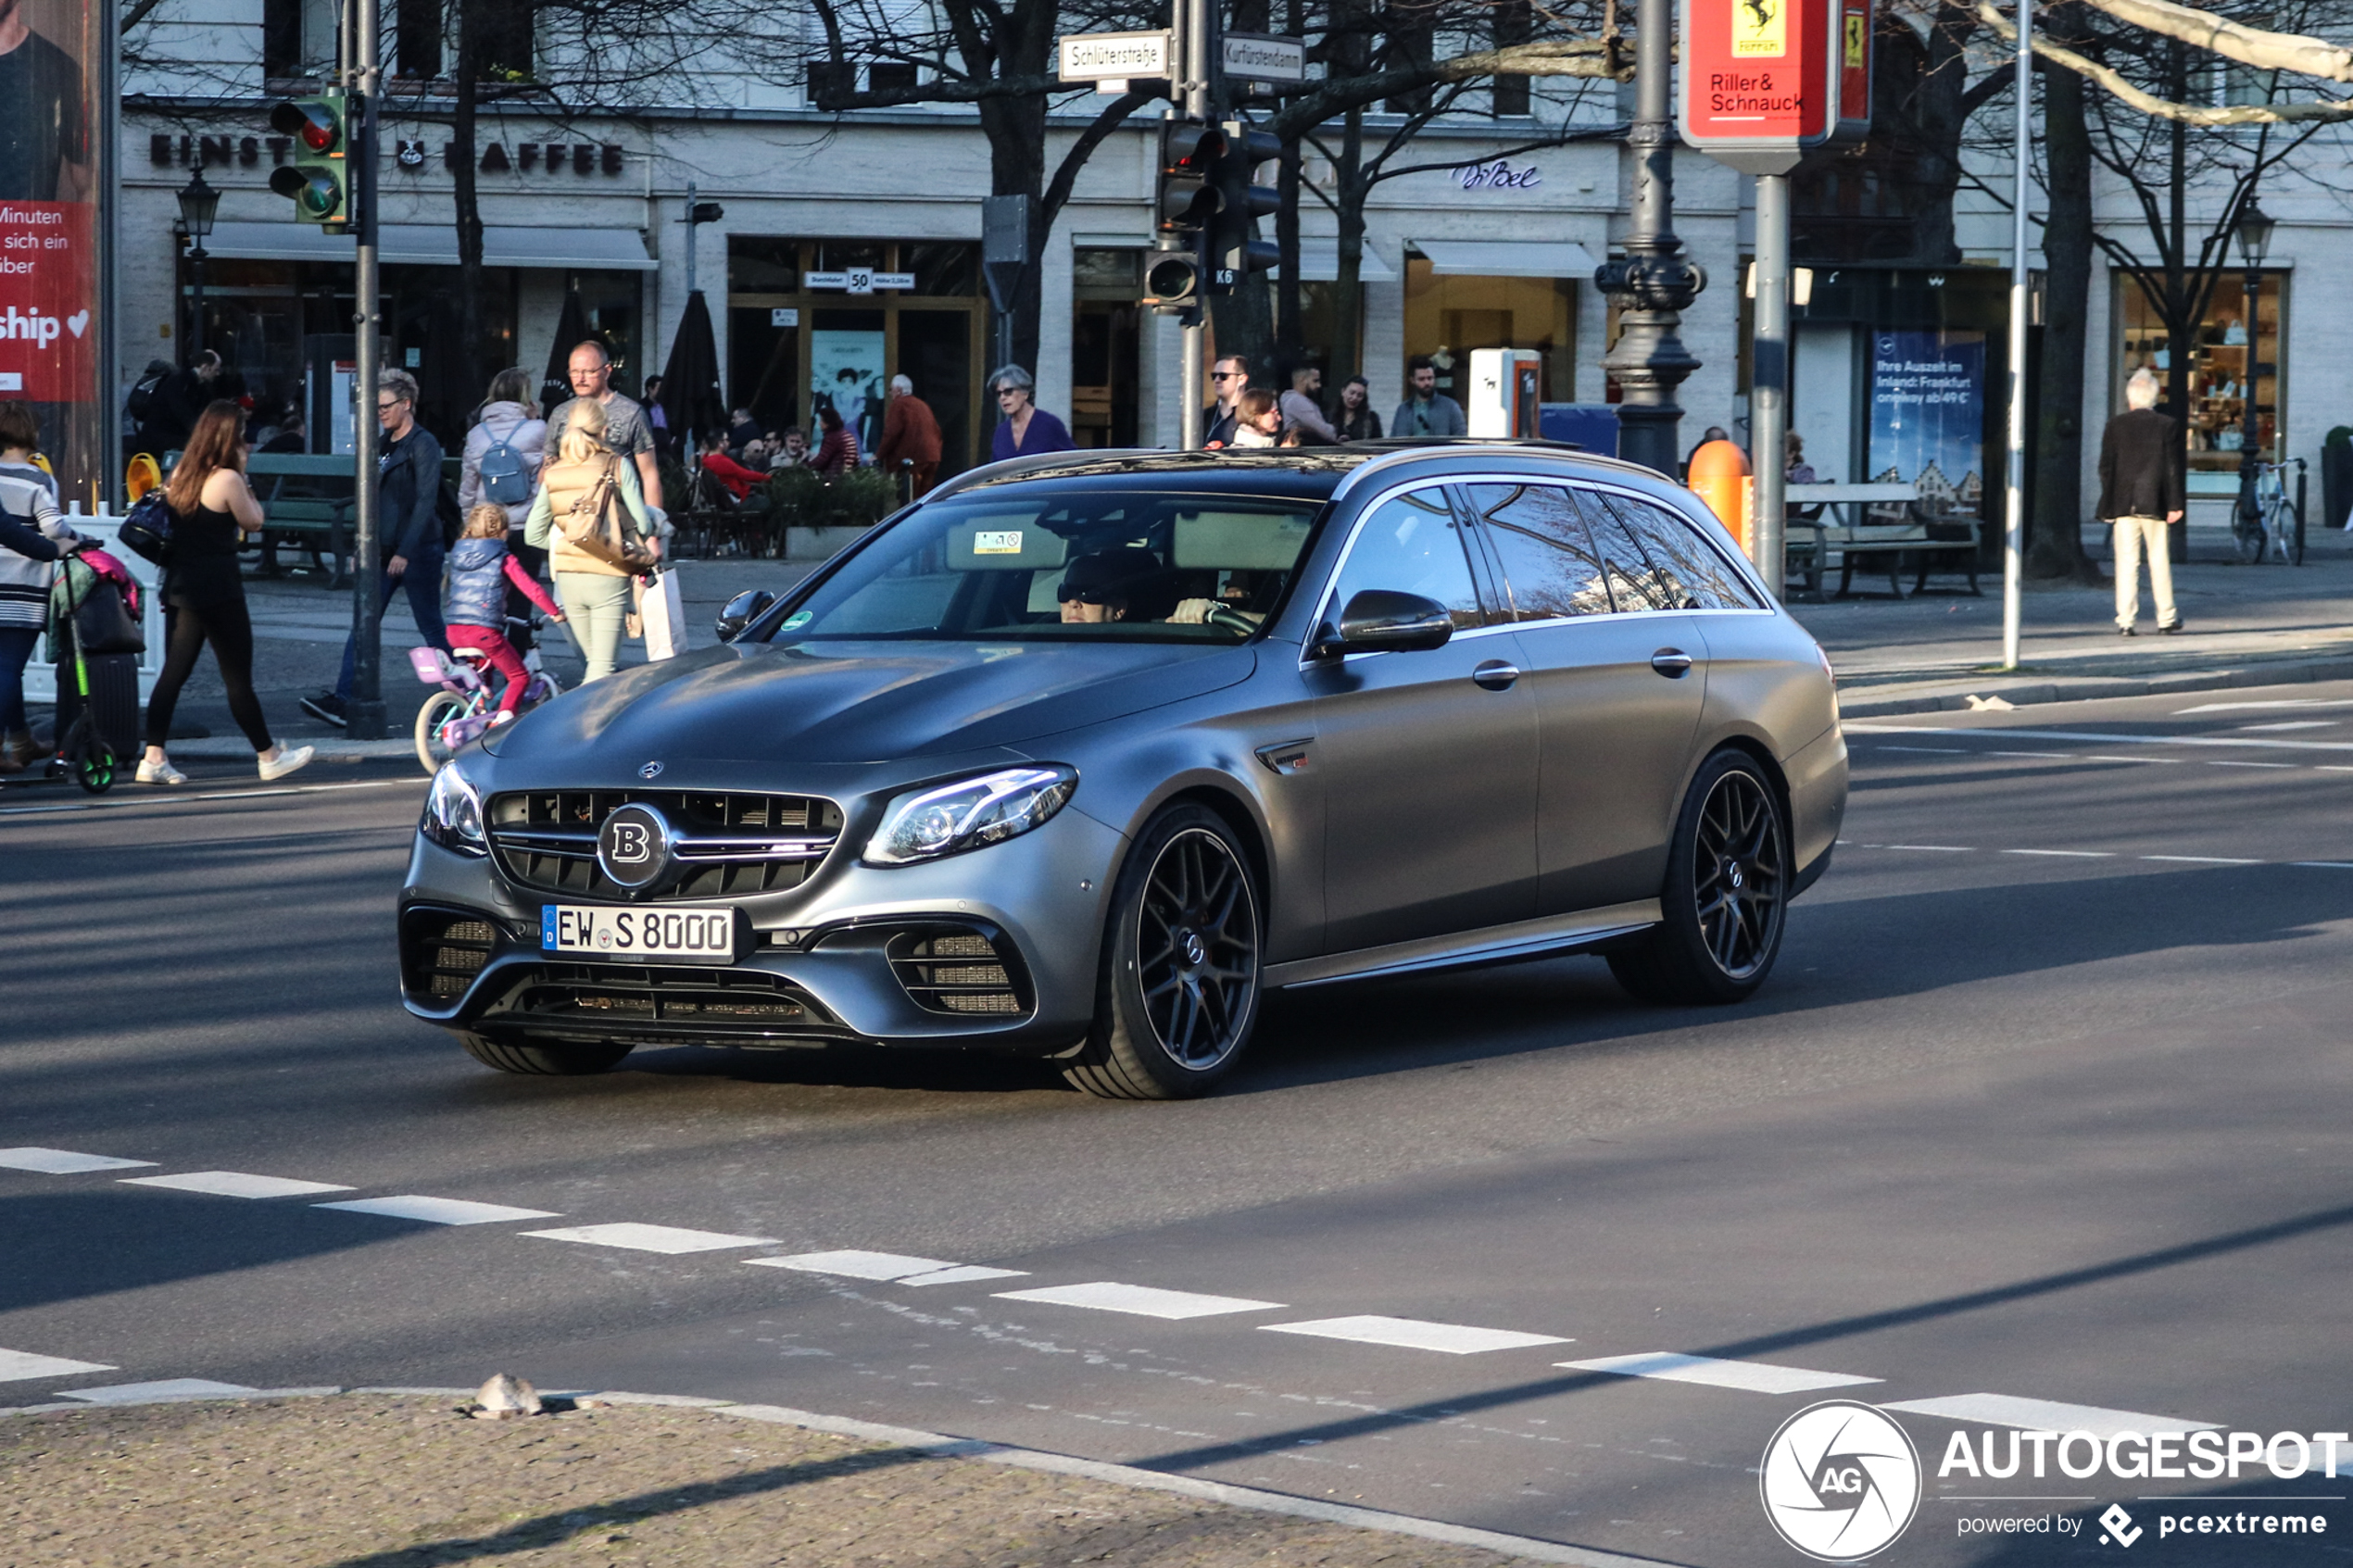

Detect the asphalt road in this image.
[6,684,2353,1567]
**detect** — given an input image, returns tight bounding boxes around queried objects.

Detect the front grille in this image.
[887,927,1031,1018]
[486,789,843,901]
[507,963,849,1036]
[402,908,500,1001]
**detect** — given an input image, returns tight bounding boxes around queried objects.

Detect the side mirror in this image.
[715,588,774,642]
[1315,589,1455,658]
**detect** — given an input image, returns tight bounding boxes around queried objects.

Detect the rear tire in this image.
[458,1031,634,1076]
[1607,748,1790,1006]
[415,692,470,775]
[1063,804,1263,1100]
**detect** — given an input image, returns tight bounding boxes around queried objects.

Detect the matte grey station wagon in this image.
[398,445,1847,1098]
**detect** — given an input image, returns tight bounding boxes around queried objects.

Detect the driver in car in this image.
[1056,546,1162,624]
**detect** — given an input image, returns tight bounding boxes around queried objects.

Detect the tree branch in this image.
[1974,3,2353,120]
[2076,0,2353,83]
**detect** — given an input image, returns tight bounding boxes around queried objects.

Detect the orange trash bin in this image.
[1687,439,1754,558]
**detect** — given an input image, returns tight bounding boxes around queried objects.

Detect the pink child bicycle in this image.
[408,613,564,775]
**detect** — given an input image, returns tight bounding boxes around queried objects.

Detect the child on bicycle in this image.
[447,504,564,721]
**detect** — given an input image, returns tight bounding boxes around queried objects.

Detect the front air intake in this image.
[886,926,1032,1018]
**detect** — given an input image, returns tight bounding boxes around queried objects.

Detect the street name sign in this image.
[1221,32,1307,84]
[1058,31,1174,82]
[1677,0,1869,172]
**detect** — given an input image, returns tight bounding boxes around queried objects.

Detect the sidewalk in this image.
[1796,521,2353,717]
[0,1388,1570,1567]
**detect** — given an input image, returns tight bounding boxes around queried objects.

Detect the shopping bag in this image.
[640,565,688,661]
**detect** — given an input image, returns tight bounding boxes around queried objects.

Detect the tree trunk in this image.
[979,93,1049,375]
[2028,22,2095,582]
[452,0,489,408]
[1327,110,1366,384]
[1276,132,1302,374]
[1904,1,1980,265]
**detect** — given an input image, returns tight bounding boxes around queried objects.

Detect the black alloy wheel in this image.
[1608,748,1790,1005]
[1065,804,1264,1099]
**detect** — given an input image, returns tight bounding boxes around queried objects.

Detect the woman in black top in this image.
[1335,376,1382,443]
[139,400,312,784]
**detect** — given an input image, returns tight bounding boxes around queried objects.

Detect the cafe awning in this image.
[1409,239,1599,278]
[196,221,657,271]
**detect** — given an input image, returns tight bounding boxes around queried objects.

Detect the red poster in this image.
[1678,0,1833,153]
[0,203,95,401]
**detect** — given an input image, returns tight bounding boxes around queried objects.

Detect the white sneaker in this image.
[258,744,314,782]
[135,758,187,786]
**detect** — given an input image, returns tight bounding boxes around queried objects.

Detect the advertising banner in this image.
[1869,329,1986,519]
[0,0,103,505]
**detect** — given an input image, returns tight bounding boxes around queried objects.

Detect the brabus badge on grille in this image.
[640,760,663,780]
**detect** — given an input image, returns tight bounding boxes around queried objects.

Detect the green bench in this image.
[245,454,357,586]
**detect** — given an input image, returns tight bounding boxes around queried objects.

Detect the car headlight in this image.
[421,760,488,857]
[863,765,1077,867]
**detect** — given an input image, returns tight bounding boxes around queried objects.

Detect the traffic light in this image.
[267,92,348,228]
[1145,120,1221,321]
[1141,247,1204,320]
[1207,123,1280,294]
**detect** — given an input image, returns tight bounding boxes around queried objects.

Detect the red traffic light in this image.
[269,99,341,155]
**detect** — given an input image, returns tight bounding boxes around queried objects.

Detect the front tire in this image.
[1063,805,1264,1100]
[1608,748,1790,1006]
[415,691,470,776]
[458,1031,634,1076]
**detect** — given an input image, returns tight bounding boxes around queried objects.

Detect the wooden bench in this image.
[1782,481,1982,599]
[245,454,357,586]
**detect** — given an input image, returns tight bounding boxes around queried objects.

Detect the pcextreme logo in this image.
[1760,1400,1924,1562]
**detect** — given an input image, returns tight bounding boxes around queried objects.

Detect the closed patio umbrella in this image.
[659,290,725,452]
[539,289,591,412]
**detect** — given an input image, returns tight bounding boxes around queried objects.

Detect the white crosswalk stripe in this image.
[314,1197,561,1225]
[0,1148,157,1174]
[120,1172,355,1199]
[1560,1352,1879,1394]
[1881,1392,2221,1440]
[522,1222,776,1254]
[0,1348,117,1383]
[58,1379,258,1404]
[1262,1315,1569,1354]
[994,1282,1286,1320]
[746,1250,1028,1285]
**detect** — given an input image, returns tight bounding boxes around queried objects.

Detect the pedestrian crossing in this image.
[0,1137,2274,1474]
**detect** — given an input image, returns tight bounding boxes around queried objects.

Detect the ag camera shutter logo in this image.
[1760,1401,1922,1562]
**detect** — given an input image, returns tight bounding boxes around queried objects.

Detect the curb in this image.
[1836,655,2353,719]
[1,1383,1682,1568]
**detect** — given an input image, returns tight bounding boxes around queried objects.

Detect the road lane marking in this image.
[1261,1316,1571,1354]
[2082,755,2183,763]
[1882,845,1975,852]
[1988,750,2079,759]
[0,777,425,817]
[0,1349,116,1383]
[1872,746,1966,753]
[2176,698,2353,713]
[2241,721,2338,731]
[1560,1352,1880,1394]
[2141,855,2262,865]
[2206,760,2296,769]
[120,1172,355,1199]
[57,1378,258,1404]
[743,1253,1031,1286]
[0,1148,157,1174]
[2292,860,2353,868]
[1883,1393,2221,1441]
[522,1223,777,1254]
[314,1196,561,1225]
[1847,721,2353,754]
[993,1282,1286,1320]
[2002,849,2115,859]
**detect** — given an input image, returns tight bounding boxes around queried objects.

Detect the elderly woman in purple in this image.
[987,365,1075,461]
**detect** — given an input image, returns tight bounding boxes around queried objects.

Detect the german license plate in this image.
[541,905,739,963]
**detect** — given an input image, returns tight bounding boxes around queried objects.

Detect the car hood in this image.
[485,638,1258,769]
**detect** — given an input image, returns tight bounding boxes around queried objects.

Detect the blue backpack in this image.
[477,417,534,507]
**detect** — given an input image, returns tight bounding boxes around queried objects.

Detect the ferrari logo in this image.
[1735,0,1785,56]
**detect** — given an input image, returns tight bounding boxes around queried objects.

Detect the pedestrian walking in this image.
[545,340,664,509]
[0,401,95,774]
[2098,367,2187,637]
[1334,375,1381,442]
[1203,357,1248,446]
[306,370,449,727]
[877,373,943,498]
[1391,355,1466,437]
[459,367,552,633]
[139,400,312,784]
[1279,366,1340,445]
[141,350,223,456]
[642,376,670,455]
[524,398,667,683]
[988,365,1074,460]
[447,504,565,721]
[812,403,861,475]
[1227,389,1283,449]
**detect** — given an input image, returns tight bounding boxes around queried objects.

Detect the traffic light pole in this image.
[346,0,386,739]
[1177,0,1210,451]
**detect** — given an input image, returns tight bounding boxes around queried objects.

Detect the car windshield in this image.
[760,487,1324,644]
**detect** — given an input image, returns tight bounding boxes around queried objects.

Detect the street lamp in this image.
[2234,195,2273,546]
[176,168,220,361]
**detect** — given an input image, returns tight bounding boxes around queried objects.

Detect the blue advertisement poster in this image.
[1868,331,1985,519]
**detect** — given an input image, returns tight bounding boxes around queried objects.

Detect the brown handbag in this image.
[556,458,651,569]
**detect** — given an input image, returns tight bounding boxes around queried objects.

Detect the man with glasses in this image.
[547,340,663,510]
[303,370,450,726]
[1203,357,1249,447]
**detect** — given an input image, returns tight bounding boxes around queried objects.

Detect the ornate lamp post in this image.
[1593,0,1704,475]
[175,168,220,361]
[2233,195,2274,545]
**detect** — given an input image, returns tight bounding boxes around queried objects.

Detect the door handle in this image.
[1472,659,1520,691]
[1650,648,1695,678]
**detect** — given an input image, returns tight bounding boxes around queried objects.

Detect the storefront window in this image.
[1402,257,1575,407]
[1071,248,1141,448]
[727,237,984,475]
[2117,271,2285,470]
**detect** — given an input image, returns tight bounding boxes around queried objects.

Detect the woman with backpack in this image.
[523,398,669,683]
[137,400,312,785]
[0,401,98,773]
[459,367,548,596]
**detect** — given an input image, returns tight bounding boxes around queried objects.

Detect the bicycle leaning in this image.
[2233,457,2306,566]
[408,610,565,775]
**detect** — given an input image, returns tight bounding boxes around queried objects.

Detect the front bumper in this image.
[396,804,1125,1053]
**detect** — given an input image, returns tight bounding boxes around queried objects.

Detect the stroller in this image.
[408,608,564,775]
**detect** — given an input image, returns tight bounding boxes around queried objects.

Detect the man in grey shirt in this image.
[1279,365,1339,444]
[547,340,664,509]
[1391,355,1466,438]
